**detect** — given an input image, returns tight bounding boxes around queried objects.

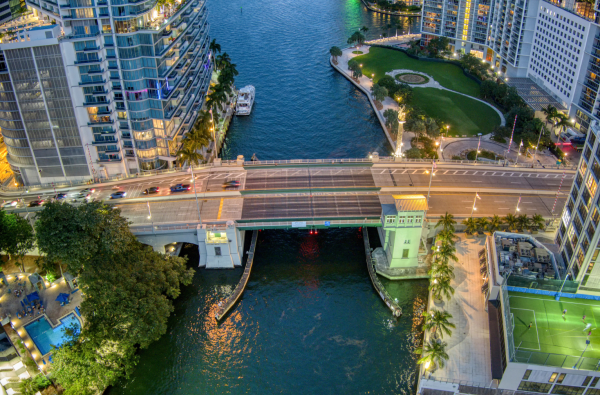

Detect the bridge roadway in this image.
[2,162,574,227]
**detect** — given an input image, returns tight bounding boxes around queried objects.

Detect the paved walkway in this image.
[424,235,492,387]
[441,137,559,167]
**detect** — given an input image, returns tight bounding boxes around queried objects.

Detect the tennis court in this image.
[509,291,600,359]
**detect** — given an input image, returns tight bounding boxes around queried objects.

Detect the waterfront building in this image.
[421,0,600,129]
[0,0,212,185]
[556,120,600,294]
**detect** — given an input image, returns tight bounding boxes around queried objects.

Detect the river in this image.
[108,0,425,393]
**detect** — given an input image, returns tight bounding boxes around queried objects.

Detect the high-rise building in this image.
[0,0,212,185]
[421,0,600,125]
[557,120,600,294]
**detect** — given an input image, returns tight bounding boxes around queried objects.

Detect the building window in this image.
[407,216,414,223]
[582,376,592,387]
[385,216,396,224]
[398,217,405,224]
[557,373,566,384]
[415,217,422,223]
[550,373,559,383]
[523,369,532,380]
[518,381,552,393]
[592,376,600,387]
[214,247,221,256]
[551,385,585,395]
[404,240,410,244]
[402,249,409,258]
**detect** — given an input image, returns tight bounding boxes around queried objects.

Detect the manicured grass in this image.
[352,50,364,54]
[353,47,481,97]
[509,291,600,360]
[411,88,500,136]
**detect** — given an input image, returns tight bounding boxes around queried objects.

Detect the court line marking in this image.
[512,307,541,351]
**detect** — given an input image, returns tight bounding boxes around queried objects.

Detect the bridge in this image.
[1,157,574,269]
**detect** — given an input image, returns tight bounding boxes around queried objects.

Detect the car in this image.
[222,180,240,189]
[170,184,191,193]
[80,188,95,194]
[570,137,586,145]
[2,200,18,208]
[72,193,91,202]
[53,193,67,201]
[143,187,160,194]
[110,191,127,199]
[28,200,45,207]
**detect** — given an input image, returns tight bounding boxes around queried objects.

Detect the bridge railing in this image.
[130,223,199,234]
[237,219,382,229]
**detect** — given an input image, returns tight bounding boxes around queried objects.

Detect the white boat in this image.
[235,85,255,116]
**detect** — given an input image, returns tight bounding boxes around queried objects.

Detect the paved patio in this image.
[423,234,493,387]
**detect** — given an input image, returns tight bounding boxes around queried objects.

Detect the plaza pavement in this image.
[424,234,493,386]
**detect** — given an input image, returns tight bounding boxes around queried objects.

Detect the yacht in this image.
[235,85,255,116]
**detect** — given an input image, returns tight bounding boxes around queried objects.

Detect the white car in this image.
[2,200,18,208]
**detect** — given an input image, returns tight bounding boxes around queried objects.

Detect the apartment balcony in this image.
[97,154,122,162]
[90,89,108,96]
[88,118,113,125]
[81,68,104,74]
[92,138,118,145]
[75,57,103,65]
[83,100,110,107]
[79,79,106,86]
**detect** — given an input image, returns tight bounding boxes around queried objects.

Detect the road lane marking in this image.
[217,198,224,220]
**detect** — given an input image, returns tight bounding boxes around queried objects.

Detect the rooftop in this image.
[392,194,428,212]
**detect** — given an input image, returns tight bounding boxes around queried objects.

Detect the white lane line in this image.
[472,181,482,183]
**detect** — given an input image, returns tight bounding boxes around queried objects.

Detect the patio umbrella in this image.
[26,292,39,303]
[55,293,69,304]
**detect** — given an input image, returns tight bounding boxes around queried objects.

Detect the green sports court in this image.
[509,291,600,360]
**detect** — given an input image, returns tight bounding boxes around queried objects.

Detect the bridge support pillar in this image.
[198,221,245,269]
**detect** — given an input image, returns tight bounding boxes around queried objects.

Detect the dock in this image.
[214,230,258,321]
[362,228,402,317]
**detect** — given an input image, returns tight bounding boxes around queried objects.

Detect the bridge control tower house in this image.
[375,195,429,280]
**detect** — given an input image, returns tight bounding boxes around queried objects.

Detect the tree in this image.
[209,38,221,63]
[177,146,204,167]
[52,334,137,395]
[422,309,456,338]
[416,339,449,370]
[329,46,342,63]
[426,37,450,57]
[360,26,369,34]
[428,261,455,281]
[393,82,413,105]
[517,214,530,231]
[488,215,502,233]
[383,109,398,128]
[480,79,496,99]
[435,243,458,265]
[462,217,477,235]
[0,212,35,271]
[347,31,365,47]
[555,113,572,136]
[436,228,456,245]
[215,52,231,71]
[504,213,518,230]
[424,117,440,139]
[430,276,455,301]
[436,212,456,232]
[531,214,545,231]
[405,118,426,141]
[35,201,135,276]
[476,217,489,234]
[541,105,559,128]
[20,375,51,395]
[348,60,363,80]
[371,84,388,102]
[404,147,422,159]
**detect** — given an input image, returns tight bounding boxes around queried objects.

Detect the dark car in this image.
[170,184,191,193]
[54,193,67,201]
[143,187,160,194]
[570,137,586,144]
[80,188,95,194]
[110,191,127,199]
[222,180,240,189]
[28,200,45,207]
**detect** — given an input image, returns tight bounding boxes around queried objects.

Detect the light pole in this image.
[181,155,203,226]
[147,200,155,234]
[515,140,523,165]
[426,160,435,205]
[532,124,543,168]
[474,136,481,163]
[470,192,480,218]
[515,194,521,214]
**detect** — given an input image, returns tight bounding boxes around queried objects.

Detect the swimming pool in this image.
[24,313,81,356]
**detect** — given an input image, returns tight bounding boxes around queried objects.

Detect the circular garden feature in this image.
[352,50,364,54]
[395,73,429,85]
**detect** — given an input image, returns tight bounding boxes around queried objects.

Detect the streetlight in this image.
[474,135,481,163]
[180,154,203,226]
[147,200,155,234]
[515,194,521,214]
[471,192,481,218]
[426,160,435,206]
[532,124,543,168]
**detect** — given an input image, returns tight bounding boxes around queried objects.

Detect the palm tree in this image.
[517,214,530,231]
[531,214,545,231]
[436,212,456,232]
[428,261,455,281]
[416,339,449,370]
[436,228,456,246]
[430,276,455,301]
[360,26,369,34]
[347,31,366,48]
[422,309,456,338]
[541,105,558,128]
[348,61,363,80]
[504,213,518,231]
[176,146,204,167]
[330,46,343,63]
[476,217,489,234]
[462,217,477,235]
[488,215,502,233]
[555,114,572,136]
[209,38,221,64]
[434,243,458,264]
[215,53,232,71]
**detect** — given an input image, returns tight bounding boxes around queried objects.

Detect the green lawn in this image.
[411,88,500,136]
[509,292,600,362]
[353,47,481,97]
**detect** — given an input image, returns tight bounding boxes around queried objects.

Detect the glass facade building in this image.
[24,0,211,178]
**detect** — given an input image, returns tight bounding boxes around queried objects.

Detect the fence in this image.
[514,350,600,371]
[506,285,600,301]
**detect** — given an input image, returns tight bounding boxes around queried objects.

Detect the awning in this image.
[55,293,69,303]
[26,292,39,302]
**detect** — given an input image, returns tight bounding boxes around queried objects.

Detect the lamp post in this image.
[532,125,543,168]
[470,192,480,218]
[515,194,521,214]
[147,200,155,234]
[474,135,481,163]
[181,155,203,226]
[426,160,435,205]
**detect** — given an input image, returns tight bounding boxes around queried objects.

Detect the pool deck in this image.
[0,274,82,368]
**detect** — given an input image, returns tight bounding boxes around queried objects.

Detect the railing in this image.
[130,223,199,234]
[514,349,600,371]
[237,219,382,229]
[214,230,258,321]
